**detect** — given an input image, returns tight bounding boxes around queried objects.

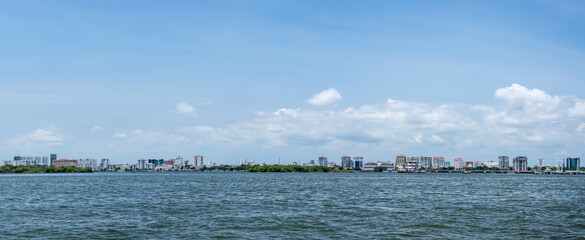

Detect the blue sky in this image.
[1,0,585,166]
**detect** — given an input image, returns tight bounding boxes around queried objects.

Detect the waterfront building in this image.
[473,161,483,168]
[146,163,155,169]
[405,161,419,172]
[432,157,444,169]
[380,161,394,169]
[173,156,186,169]
[453,158,464,170]
[327,161,336,168]
[407,156,419,165]
[77,159,97,170]
[41,156,49,166]
[444,161,451,168]
[484,161,498,168]
[419,156,432,169]
[465,161,474,168]
[52,159,77,167]
[50,154,57,166]
[498,156,509,170]
[566,157,580,170]
[396,155,407,169]
[194,155,204,168]
[318,156,328,167]
[99,158,110,170]
[538,158,544,169]
[148,159,164,166]
[353,156,363,168]
[309,159,315,166]
[341,156,352,169]
[513,156,528,171]
[138,159,146,169]
[362,162,377,171]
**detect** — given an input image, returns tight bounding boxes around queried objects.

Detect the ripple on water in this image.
[0,172,584,239]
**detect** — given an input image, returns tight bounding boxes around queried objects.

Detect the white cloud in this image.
[307,88,341,106]
[114,133,127,138]
[576,123,585,134]
[10,126,63,146]
[177,84,585,157]
[174,102,197,117]
[91,126,104,132]
[429,135,446,144]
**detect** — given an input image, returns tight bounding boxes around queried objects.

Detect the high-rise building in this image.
[194,155,204,168]
[353,156,363,168]
[498,156,509,170]
[100,158,110,170]
[453,158,464,170]
[341,156,352,169]
[41,156,49,166]
[444,161,451,167]
[50,154,57,166]
[396,155,407,169]
[137,159,146,169]
[513,156,528,171]
[419,156,433,169]
[78,159,97,170]
[432,157,444,169]
[538,158,544,169]
[318,156,328,167]
[566,157,580,170]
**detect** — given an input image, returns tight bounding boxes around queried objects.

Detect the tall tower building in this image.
[513,156,528,171]
[419,156,433,169]
[341,156,352,169]
[353,156,363,168]
[50,154,57,166]
[566,157,580,170]
[396,155,407,169]
[318,156,328,167]
[538,158,544,169]
[193,155,204,168]
[432,157,445,168]
[498,156,509,170]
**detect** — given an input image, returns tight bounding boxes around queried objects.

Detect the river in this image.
[0,172,583,239]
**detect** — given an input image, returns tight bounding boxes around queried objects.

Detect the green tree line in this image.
[0,165,93,173]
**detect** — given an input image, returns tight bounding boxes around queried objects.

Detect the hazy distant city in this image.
[3,153,581,174]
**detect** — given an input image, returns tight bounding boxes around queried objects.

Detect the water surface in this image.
[0,172,583,239]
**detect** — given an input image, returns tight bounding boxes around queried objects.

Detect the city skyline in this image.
[1,1,585,165]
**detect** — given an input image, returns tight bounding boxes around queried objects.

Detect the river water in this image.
[0,172,583,239]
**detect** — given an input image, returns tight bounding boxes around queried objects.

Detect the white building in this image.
[419,156,433,169]
[77,159,98,170]
[498,156,509,170]
[453,158,465,170]
[194,155,204,168]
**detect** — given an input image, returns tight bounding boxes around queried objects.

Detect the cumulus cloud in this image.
[174,102,197,117]
[178,84,585,157]
[91,126,104,132]
[114,133,127,138]
[307,88,342,106]
[10,126,63,146]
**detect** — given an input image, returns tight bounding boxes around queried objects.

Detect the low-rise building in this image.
[52,159,77,167]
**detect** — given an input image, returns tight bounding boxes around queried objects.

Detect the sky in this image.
[1,0,585,166]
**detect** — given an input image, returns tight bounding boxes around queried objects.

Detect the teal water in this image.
[0,172,583,239]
